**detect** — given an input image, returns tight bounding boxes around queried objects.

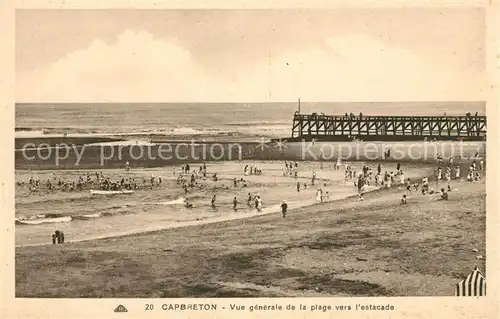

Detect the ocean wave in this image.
[15,208,135,226]
[224,121,289,127]
[72,213,102,220]
[106,203,137,209]
[18,196,103,207]
[15,127,101,134]
[15,127,39,132]
[14,125,282,139]
[100,211,132,217]
[15,216,72,225]
[149,197,186,205]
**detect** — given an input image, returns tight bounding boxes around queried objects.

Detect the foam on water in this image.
[15,216,72,225]
[150,197,186,205]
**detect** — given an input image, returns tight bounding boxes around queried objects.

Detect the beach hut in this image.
[455,266,486,296]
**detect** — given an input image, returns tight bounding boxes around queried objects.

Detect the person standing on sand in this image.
[437,154,443,165]
[386,175,392,188]
[316,189,322,203]
[246,193,252,207]
[406,179,412,194]
[256,196,263,212]
[357,175,364,194]
[296,182,300,192]
[53,230,65,244]
[233,197,238,211]
[281,200,288,218]
[211,194,217,208]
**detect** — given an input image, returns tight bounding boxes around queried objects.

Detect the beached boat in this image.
[90,190,135,195]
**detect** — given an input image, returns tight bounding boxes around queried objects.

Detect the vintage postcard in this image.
[1,0,499,318]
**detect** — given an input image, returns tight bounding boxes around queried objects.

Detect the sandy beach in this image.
[15,154,486,297]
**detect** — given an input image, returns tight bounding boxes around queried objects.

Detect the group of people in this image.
[179,163,254,209]
[244,164,263,176]
[176,163,211,193]
[17,171,163,193]
[51,230,65,244]
[205,191,265,213]
[282,161,299,178]
[400,154,484,204]
[245,193,264,212]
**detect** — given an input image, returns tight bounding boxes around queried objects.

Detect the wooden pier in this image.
[289,112,486,141]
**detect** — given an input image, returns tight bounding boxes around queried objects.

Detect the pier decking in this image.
[289,113,486,141]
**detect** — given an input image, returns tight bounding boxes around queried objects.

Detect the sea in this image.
[16,101,485,139]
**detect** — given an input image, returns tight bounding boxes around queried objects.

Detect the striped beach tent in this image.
[455,266,486,296]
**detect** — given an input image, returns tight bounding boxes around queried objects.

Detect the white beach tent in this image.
[455,266,486,296]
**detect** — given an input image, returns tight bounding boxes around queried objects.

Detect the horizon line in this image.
[15,100,487,105]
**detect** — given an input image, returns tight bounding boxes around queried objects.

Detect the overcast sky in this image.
[16,9,486,103]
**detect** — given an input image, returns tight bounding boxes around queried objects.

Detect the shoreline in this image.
[15,184,383,248]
